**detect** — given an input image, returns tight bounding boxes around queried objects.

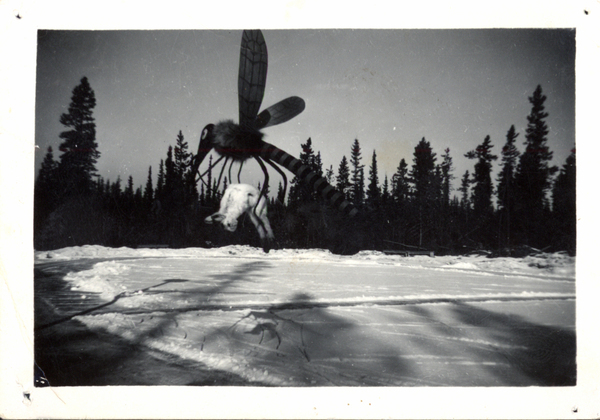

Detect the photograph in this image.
[2,1,598,419]
[33,26,576,387]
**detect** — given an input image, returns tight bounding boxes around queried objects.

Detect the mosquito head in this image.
[192,124,215,171]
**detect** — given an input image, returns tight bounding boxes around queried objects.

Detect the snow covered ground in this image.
[34,245,576,387]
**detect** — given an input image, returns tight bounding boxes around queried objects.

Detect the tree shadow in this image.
[34,258,275,386]
[197,291,416,386]
[402,302,576,386]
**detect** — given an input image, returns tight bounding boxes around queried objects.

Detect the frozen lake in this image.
[34,246,576,387]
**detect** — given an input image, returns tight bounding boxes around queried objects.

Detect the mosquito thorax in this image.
[212,120,264,161]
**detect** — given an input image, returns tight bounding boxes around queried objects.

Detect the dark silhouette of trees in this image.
[144,166,154,209]
[465,135,497,218]
[56,77,99,196]
[458,170,471,210]
[551,149,576,254]
[440,148,454,208]
[514,85,558,248]
[366,150,381,209]
[35,80,574,255]
[336,155,351,198]
[410,138,437,247]
[496,125,520,250]
[350,139,364,207]
[288,137,322,207]
[391,158,410,206]
[34,147,59,232]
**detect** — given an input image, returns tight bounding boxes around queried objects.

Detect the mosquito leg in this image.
[264,158,288,205]
[228,159,235,184]
[198,155,226,181]
[252,156,270,235]
[213,156,229,198]
[252,155,271,252]
[237,161,244,183]
[253,156,270,209]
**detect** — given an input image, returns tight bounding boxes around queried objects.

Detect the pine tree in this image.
[366,150,381,208]
[391,158,409,205]
[381,175,390,205]
[164,146,175,192]
[313,151,323,177]
[410,138,437,203]
[410,138,437,247]
[156,159,165,201]
[440,148,454,208]
[289,138,318,206]
[514,85,558,247]
[551,149,576,253]
[459,170,471,209]
[496,125,520,249]
[163,146,176,210]
[350,139,364,206]
[34,146,60,230]
[111,176,122,201]
[336,155,351,198]
[173,130,190,177]
[357,167,365,206]
[144,166,154,207]
[57,77,99,195]
[325,165,335,186]
[465,135,497,218]
[125,175,135,200]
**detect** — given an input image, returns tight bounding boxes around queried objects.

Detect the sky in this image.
[35,29,575,198]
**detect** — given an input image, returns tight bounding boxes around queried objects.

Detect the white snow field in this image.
[34,245,576,387]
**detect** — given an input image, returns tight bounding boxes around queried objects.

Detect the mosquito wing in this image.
[254,96,306,129]
[238,30,268,127]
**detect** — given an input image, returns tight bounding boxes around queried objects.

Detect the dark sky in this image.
[35,29,575,197]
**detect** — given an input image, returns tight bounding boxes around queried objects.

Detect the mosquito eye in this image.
[201,128,208,140]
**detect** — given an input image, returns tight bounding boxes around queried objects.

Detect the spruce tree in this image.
[164,146,175,207]
[392,158,409,205]
[156,159,165,201]
[381,175,390,205]
[514,85,558,247]
[459,170,471,209]
[144,166,154,207]
[496,125,520,249]
[34,146,60,230]
[551,149,576,253]
[410,138,437,247]
[125,175,135,200]
[336,155,351,198]
[174,130,191,177]
[111,176,122,201]
[289,138,317,206]
[410,138,437,204]
[350,139,364,206]
[465,135,497,218]
[366,150,381,208]
[440,148,454,208]
[57,77,99,195]
[325,165,335,186]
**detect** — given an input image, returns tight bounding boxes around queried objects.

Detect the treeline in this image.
[35,78,575,256]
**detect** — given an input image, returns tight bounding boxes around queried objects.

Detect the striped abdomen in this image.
[258,141,358,218]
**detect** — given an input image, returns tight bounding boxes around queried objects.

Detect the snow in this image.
[35,245,576,387]
[36,244,575,279]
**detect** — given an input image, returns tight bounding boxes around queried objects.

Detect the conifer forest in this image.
[34,77,576,256]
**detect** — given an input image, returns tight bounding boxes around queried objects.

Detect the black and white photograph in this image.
[1,1,599,419]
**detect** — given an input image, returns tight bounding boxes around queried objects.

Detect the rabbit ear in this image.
[205,213,226,224]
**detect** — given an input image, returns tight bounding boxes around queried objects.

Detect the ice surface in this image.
[35,245,576,386]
